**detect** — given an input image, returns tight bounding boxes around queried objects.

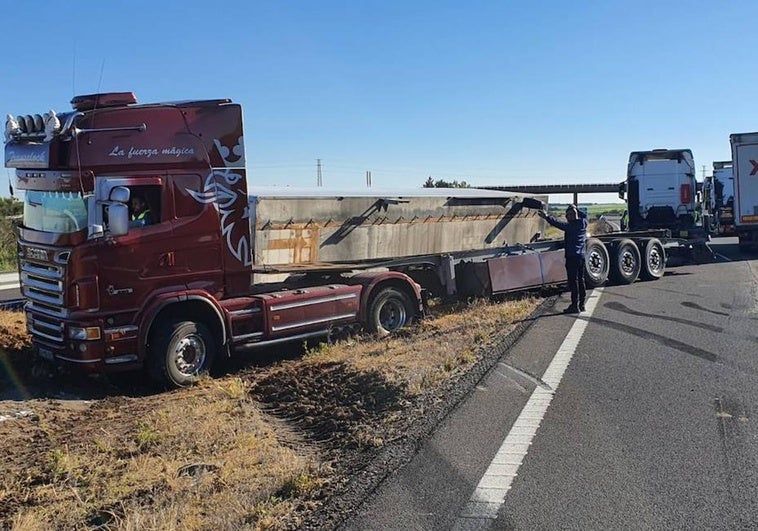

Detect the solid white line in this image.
[453,288,604,529]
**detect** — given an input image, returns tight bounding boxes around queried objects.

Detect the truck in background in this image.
[730,133,758,252]
[620,149,703,236]
[708,161,735,236]
[617,148,712,265]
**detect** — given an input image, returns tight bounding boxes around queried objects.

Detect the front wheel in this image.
[149,320,216,388]
[367,287,414,336]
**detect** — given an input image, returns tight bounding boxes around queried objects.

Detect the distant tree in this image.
[422,177,470,188]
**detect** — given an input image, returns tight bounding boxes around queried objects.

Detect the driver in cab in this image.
[129,194,154,228]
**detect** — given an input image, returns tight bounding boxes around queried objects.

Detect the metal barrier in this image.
[0,298,25,312]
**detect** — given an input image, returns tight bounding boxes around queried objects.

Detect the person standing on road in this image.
[538,205,588,313]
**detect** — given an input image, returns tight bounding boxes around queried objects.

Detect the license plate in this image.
[37,347,53,361]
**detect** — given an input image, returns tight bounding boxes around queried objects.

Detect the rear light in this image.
[680,184,691,205]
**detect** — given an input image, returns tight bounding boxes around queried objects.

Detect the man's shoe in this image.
[579,302,586,312]
[563,305,579,314]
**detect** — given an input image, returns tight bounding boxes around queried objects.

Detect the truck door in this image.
[95,177,181,314]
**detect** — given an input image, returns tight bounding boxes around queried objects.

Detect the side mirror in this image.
[109,203,129,236]
[110,186,130,203]
[618,182,626,200]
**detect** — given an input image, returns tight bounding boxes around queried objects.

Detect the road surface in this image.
[345,237,758,530]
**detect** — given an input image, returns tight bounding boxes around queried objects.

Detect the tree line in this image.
[422,177,470,188]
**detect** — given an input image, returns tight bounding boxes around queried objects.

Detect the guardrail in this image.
[0,298,25,312]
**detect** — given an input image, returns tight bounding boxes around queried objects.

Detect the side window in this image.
[128,185,161,228]
[172,175,204,219]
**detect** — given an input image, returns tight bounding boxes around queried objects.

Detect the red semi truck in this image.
[5,92,568,387]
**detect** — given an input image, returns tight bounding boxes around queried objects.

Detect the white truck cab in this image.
[622,149,698,235]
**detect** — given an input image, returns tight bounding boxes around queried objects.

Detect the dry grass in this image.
[0,294,543,529]
[0,310,30,353]
[302,296,539,394]
[1,382,320,530]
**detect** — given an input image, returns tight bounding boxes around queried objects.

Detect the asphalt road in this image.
[345,236,758,530]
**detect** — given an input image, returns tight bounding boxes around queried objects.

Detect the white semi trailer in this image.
[730,133,758,252]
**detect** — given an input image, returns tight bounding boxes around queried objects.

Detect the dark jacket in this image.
[544,210,588,257]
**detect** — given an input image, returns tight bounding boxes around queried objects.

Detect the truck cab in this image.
[619,148,700,238]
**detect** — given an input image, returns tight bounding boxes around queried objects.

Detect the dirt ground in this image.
[0,295,547,530]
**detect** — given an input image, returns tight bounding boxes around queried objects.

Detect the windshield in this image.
[23,191,89,233]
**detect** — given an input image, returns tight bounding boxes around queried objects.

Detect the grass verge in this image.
[0,294,543,529]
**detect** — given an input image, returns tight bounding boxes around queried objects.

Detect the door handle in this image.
[159,251,175,267]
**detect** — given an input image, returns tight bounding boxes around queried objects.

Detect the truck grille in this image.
[20,259,67,343]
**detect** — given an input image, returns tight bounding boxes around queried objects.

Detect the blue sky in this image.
[2,1,756,203]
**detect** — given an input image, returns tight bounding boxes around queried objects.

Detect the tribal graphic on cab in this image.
[187,136,251,266]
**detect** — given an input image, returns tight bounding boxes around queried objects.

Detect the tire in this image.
[367,287,414,336]
[149,320,216,388]
[637,238,666,281]
[609,238,641,285]
[584,237,609,288]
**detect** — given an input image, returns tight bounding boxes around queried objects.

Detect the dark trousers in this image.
[565,255,586,307]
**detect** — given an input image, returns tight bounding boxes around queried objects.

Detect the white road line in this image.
[453,288,604,529]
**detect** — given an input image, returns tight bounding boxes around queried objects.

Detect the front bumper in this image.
[30,322,142,373]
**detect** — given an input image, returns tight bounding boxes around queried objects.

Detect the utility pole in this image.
[702,165,706,180]
[316,159,323,187]
[366,171,372,187]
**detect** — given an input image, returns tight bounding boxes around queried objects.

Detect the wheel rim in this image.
[648,247,663,274]
[587,249,606,279]
[620,250,637,275]
[172,334,206,376]
[379,298,407,331]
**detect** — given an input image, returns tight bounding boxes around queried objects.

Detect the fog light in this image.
[68,326,101,340]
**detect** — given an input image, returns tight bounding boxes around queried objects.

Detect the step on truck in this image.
[729,133,758,252]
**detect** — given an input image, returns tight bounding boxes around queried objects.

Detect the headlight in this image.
[67,326,101,341]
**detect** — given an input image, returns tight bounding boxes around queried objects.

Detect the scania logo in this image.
[26,247,48,261]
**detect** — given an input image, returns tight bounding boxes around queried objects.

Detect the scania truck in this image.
[5,92,566,387]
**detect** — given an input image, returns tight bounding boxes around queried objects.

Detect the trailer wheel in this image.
[638,238,666,281]
[584,237,609,288]
[149,320,216,388]
[368,287,414,336]
[609,238,641,285]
